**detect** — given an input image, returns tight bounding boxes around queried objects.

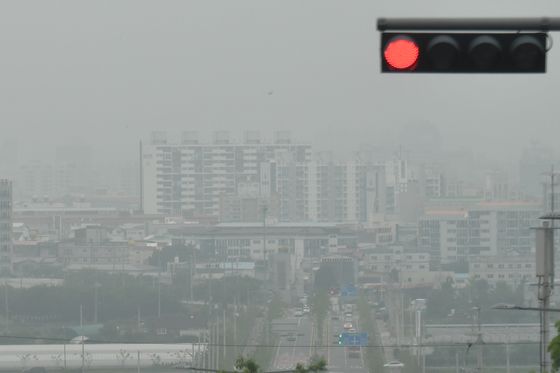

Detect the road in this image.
[271,304,369,373]
[271,314,314,371]
[325,307,368,373]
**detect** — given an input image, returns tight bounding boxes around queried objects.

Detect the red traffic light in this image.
[383,36,419,70]
[381,32,546,73]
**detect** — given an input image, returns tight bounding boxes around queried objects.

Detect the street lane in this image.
[326,306,368,373]
[271,314,314,370]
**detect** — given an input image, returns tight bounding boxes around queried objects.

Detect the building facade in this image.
[418,201,540,268]
[469,255,539,286]
[141,131,312,219]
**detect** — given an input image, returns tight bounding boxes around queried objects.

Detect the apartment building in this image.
[142,131,392,223]
[141,131,311,218]
[418,201,540,268]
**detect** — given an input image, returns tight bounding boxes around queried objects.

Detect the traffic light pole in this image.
[377,17,560,31]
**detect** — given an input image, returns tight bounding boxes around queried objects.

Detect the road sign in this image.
[338,332,368,346]
[341,285,357,297]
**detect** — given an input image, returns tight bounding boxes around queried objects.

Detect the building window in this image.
[156,328,167,335]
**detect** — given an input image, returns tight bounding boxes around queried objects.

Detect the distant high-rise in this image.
[141,131,312,218]
[0,180,13,274]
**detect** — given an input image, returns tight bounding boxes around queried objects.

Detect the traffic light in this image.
[381,32,547,73]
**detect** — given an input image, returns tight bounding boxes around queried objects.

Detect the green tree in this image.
[234,356,327,373]
[295,357,327,373]
[234,357,261,373]
[550,321,560,372]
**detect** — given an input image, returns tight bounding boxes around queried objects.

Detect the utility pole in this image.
[506,342,510,373]
[536,167,558,373]
[262,205,268,263]
[214,322,219,370]
[233,301,237,359]
[209,323,214,370]
[3,281,8,333]
[474,306,483,373]
[190,247,196,302]
[223,309,227,363]
[93,282,100,324]
[157,250,162,318]
[80,304,85,373]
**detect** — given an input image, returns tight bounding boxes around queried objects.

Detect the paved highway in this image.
[271,303,370,373]
[326,307,368,373]
[271,314,314,371]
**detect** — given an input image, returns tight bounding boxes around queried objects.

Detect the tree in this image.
[550,321,560,372]
[233,356,327,373]
[295,357,327,373]
[234,357,261,373]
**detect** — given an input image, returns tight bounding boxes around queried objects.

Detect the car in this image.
[303,306,310,313]
[348,349,361,359]
[331,314,340,320]
[384,361,404,368]
[294,310,303,317]
[343,322,353,329]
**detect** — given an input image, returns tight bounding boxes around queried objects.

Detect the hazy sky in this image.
[2,1,560,163]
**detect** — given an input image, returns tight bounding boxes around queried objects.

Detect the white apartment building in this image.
[142,131,390,223]
[141,131,312,218]
[418,201,541,267]
[305,161,386,223]
[0,180,13,273]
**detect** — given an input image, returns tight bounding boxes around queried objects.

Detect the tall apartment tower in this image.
[0,180,13,274]
[141,131,312,218]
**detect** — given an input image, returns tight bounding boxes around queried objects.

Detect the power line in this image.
[0,334,543,349]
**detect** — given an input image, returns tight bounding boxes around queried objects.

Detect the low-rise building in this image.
[169,222,357,261]
[168,260,257,280]
[359,247,434,288]
[469,255,535,286]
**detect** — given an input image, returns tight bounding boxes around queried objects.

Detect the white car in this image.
[343,322,353,330]
[303,306,310,313]
[294,310,303,317]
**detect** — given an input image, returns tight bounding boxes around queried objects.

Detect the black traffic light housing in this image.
[381,32,547,73]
